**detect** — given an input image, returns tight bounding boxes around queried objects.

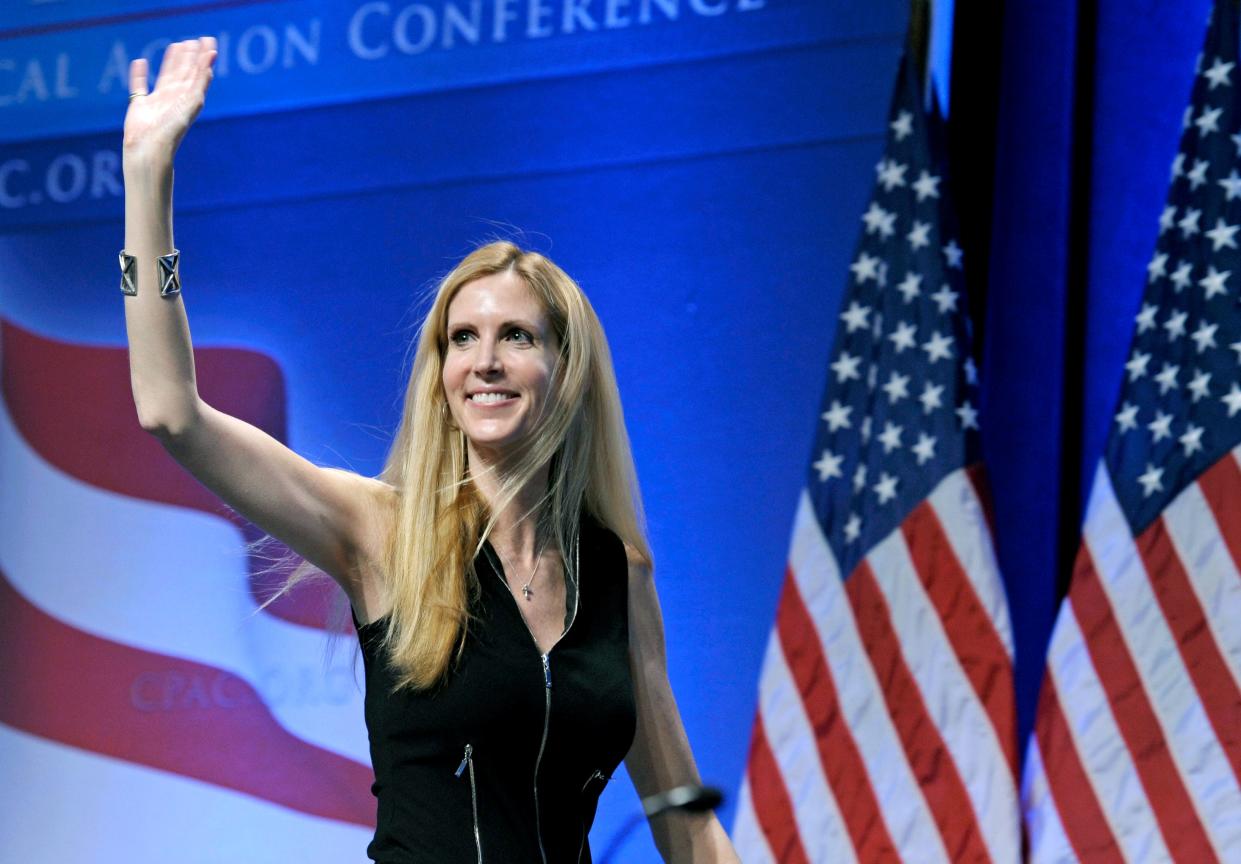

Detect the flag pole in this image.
[909,0,931,91]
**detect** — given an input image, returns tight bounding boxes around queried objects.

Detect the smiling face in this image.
[442,270,559,465]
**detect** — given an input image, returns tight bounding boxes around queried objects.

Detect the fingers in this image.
[128,58,150,96]
[149,41,176,92]
[160,39,196,87]
[197,36,218,91]
[153,37,215,91]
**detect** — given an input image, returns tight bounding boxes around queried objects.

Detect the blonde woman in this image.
[122,37,740,863]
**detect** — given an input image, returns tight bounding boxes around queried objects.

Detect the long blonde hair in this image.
[377,241,650,689]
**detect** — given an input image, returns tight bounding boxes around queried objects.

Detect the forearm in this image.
[122,154,200,435]
[649,811,738,864]
[120,39,217,436]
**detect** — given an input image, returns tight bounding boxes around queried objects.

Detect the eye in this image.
[448,328,475,346]
[506,328,534,344]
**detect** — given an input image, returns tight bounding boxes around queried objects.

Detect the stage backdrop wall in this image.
[0,2,905,861]
[0,0,1213,861]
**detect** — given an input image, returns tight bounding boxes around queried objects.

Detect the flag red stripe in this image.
[1032,669,1124,864]
[776,571,899,861]
[1136,518,1241,787]
[846,562,992,863]
[0,567,375,827]
[745,713,812,864]
[901,501,1017,776]
[1196,452,1241,585]
[1070,546,1219,862]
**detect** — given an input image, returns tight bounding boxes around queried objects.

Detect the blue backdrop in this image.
[0,0,1214,860]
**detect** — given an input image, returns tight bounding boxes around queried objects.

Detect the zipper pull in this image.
[541,653,552,689]
[455,743,473,778]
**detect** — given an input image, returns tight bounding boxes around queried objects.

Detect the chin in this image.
[463,427,528,456]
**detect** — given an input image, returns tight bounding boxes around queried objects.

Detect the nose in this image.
[472,336,502,375]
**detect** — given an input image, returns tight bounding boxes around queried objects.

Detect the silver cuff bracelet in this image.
[118,249,181,298]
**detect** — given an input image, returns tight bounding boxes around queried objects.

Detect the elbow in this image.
[135,398,200,442]
[138,417,181,442]
[138,414,188,443]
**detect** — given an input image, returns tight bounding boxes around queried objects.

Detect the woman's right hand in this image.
[123,37,218,167]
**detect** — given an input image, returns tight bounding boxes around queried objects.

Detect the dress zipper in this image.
[533,653,552,864]
[487,539,580,864]
[455,744,483,864]
[577,770,609,863]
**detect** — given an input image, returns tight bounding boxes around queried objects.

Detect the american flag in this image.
[0,320,375,860]
[1022,2,1241,860]
[732,49,1020,863]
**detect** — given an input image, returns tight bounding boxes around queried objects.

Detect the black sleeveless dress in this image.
[354,516,637,863]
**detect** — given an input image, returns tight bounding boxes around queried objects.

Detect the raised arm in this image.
[625,552,740,863]
[122,39,391,617]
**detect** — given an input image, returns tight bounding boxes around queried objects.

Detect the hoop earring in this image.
[440,400,458,430]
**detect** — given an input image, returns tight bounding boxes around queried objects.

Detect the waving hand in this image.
[123,37,218,162]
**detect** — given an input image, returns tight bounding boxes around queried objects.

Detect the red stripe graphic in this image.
[1032,669,1124,864]
[1070,546,1218,862]
[1137,517,1241,788]
[901,501,1017,777]
[746,713,811,864]
[776,571,898,861]
[846,561,991,863]
[0,318,342,632]
[0,566,375,827]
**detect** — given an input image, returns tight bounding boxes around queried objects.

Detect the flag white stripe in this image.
[1083,466,1238,854]
[1165,460,1241,692]
[926,469,1015,657]
[0,396,370,765]
[0,723,370,862]
[757,629,857,863]
[1049,599,1170,862]
[788,492,948,862]
[731,777,778,864]
[866,528,1019,863]
[1021,739,1079,864]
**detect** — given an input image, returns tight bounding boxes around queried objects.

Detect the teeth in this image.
[470,392,513,403]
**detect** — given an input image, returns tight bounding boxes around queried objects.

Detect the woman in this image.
[121,37,740,863]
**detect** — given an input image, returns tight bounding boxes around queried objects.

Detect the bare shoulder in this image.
[623,543,653,580]
[623,542,665,649]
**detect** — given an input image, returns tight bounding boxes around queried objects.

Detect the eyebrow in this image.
[447,318,543,331]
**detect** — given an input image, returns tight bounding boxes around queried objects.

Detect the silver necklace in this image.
[494,535,549,601]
